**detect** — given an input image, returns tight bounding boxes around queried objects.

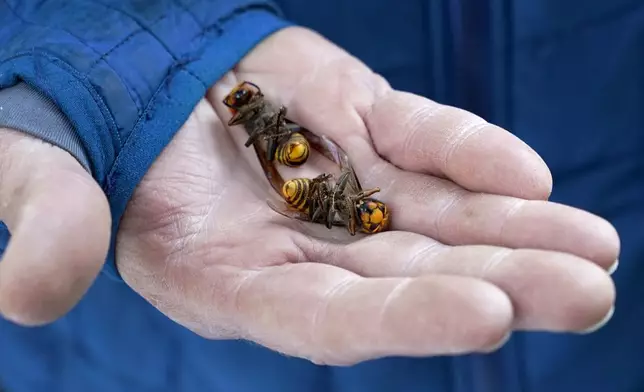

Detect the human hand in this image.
[0,26,619,366]
[0,128,111,325]
[117,27,619,364]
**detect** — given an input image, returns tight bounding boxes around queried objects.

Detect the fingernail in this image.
[578,306,615,334]
[607,259,619,275]
[481,332,512,353]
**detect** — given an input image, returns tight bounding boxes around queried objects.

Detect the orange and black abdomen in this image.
[275,132,310,167]
[356,198,390,234]
[281,178,313,213]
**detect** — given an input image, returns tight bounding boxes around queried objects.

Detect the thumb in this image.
[0,128,111,325]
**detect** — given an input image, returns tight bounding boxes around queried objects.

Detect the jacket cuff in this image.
[0,82,90,172]
[0,2,292,281]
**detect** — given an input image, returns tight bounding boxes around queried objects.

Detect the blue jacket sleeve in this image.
[0,0,291,280]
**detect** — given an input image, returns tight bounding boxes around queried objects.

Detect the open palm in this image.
[111,27,618,365]
[0,24,617,367]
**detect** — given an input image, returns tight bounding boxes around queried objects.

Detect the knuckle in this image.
[438,119,488,173]
[397,104,438,157]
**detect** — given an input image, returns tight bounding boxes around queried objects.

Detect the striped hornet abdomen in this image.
[223,81,311,167]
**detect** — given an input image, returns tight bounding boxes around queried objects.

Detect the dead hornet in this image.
[279,173,337,225]
[252,127,391,235]
[324,164,390,235]
[248,130,336,225]
[223,81,310,167]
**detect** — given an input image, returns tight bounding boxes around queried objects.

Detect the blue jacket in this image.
[1,1,643,391]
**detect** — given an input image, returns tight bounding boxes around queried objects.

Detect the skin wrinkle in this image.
[184,265,254,339]
[377,278,414,349]
[238,265,323,354]
[289,232,320,265]
[399,104,445,168]
[380,165,438,204]
[214,203,264,231]
[351,74,393,160]
[402,241,448,276]
[347,108,373,146]
[293,232,339,266]
[161,219,191,262]
[310,275,358,363]
[120,254,185,323]
[158,170,224,197]
[193,265,242,338]
[480,248,514,279]
[439,120,488,175]
[336,71,385,144]
[279,57,382,146]
[178,183,221,255]
[231,268,263,314]
[286,232,309,265]
[124,169,232,264]
[358,159,391,189]
[163,264,189,313]
[498,199,528,246]
[130,202,199,262]
[353,72,391,120]
[144,230,201,300]
[124,185,194,233]
[433,187,468,242]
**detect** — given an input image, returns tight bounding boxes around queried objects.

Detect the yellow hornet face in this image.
[222,81,261,111]
[356,198,390,234]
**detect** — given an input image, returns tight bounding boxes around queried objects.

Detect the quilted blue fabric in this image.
[0,0,290,279]
[1,1,644,391]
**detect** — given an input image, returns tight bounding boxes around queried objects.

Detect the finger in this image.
[364,91,553,200]
[300,231,615,333]
[345,154,619,269]
[217,71,552,200]
[0,129,111,326]
[207,263,513,366]
[210,78,619,266]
